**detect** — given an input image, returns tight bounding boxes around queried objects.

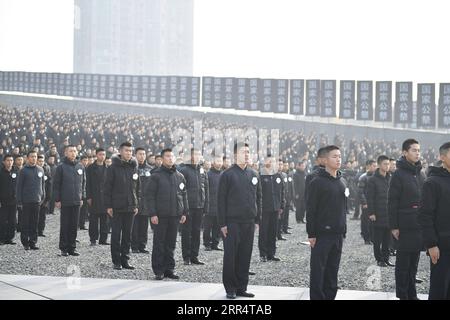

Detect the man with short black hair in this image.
[54,145,86,257]
[358,159,377,244]
[0,154,18,245]
[218,142,262,299]
[293,161,307,224]
[307,145,347,300]
[419,142,450,300]
[131,147,152,253]
[179,148,209,265]
[86,148,109,246]
[105,142,140,270]
[203,155,223,251]
[367,155,394,267]
[388,138,423,300]
[78,155,89,230]
[146,148,188,280]
[36,154,51,237]
[16,151,46,250]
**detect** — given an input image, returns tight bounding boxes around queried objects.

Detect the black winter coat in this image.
[207,167,221,216]
[388,156,424,252]
[104,155,140,213]
[86,162,107,214]
[0,167,18,205]
[260,172,285,212]
[217,164,262,227]
[178,164,209,213]
[306,168,347,238]
[419,166,450,252]
[366,169,390,228]
[145,165,189,218]
[53,157,86,207]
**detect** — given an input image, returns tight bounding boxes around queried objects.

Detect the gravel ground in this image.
[0,210,430,294]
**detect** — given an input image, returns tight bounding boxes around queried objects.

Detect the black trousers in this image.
[281,204,290,232]
[21,203,40,247]
[360,207,372,241]
[258,211,278,258]
[89,212,109,243]
[295,197,305,222]
[222,222,255,294]
[152,216,179,275]
[429,252,450,300]
[131,214,149,250]
[353,198,361,219]
[59,205,80,253]
[0,204,16,242]
[38,203,48,235]
[16,206,22,232]
[181,208,203,260]
[79,201,88,228]
[111,212,135,265]
[48,193,55,214]
[372,226,391,262]
[310,234,344,300]
[395,250,420,300]
[203,214,220,248]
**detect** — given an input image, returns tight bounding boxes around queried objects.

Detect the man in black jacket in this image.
[281,161,294,235]
[0,154,18,245]
[16,151,46,250]
[37,154,51,237]
[47,155,57,215]
[203,155,223,251]
[277,160,288,240]
[259,155,285,262]
[419,142,450,300]
[78,155,89,230]
[388,139,424,300]
[86,148,109,246]
[367,155,394,267]
[131,147,152,253]
[218,142,262,299]
[53,145,86,256]
[146,148,188,280]
[358,159,377,244]
[104,142,140,270]
[179,148,209,265]
[307,145,347,300]
[293,161,307,224]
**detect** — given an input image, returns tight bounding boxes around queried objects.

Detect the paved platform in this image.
[0,274,428,300]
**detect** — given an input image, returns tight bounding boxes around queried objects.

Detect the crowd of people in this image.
[0,104,449,300]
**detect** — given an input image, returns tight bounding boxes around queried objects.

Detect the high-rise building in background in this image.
[73,0,193,76]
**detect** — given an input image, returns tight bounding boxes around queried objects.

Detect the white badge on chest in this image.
[344,188,350,198]
[251,177,258,185]
[284,178,288,183]
[288,177,292,182]
[276,177,281,184]
[44,176,48,181]
[132,173,138,180]
[77,169,83,175]
[145,171,151,177]
[179,182,185,190]
[38,172,43,178]
[200,168,204,174]
[11,173,17,179]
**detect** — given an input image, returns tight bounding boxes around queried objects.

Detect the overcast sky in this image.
[1,0,450,83]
